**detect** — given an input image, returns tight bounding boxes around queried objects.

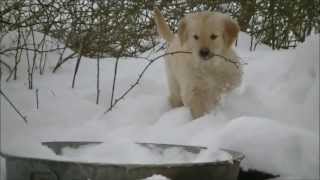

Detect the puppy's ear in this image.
[178,17,188,45]
[223,17,240,48]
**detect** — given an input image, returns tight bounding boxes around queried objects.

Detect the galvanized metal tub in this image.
[2,142,244,180]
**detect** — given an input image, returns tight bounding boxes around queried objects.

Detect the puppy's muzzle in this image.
[199,48,211,60]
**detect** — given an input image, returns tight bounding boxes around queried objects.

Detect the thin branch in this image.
[40,52,47,74]
[13,25,22,80]
[52,52,77,73]
[96,56,100,105]
[108,57,120,111]
[0,90,27,124]
[35,88,39,109]
[0,46,65,55]
[0,60,12,73]
[71,55,82,88]
[208,53,247,68]
[30,26,37,90]
[38,34,48,75]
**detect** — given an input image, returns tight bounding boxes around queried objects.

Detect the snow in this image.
[142,174,171,180]
[60,141,220,164]
[0,32,319,179]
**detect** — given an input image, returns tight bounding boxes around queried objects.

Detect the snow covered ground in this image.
[142,174,171,180]
[0,32,319,179]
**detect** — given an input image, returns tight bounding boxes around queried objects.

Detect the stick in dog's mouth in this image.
[165,51,245,68]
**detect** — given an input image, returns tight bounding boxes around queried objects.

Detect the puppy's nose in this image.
[199,48,210,58]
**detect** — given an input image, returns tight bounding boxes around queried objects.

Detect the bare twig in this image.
[0,60,12,73]
[50,90,56,96]
[14,25,22,79]
[96,56,100,105]
[30,26,38,89]
[39,34,47,75]
[22,31,33,89]
[71,55,82,88]
[40,52,47,74]
[6,27,25,81]
[208,53,247,68]
[0,55,2,156]
[108,57,120,111]
[71,30,84,88]
[6,45,23,81]
[52,52,77,73]
[0,90,27,123]
[0,46,66,55]
[35,88,39,109]
[56,46,67,66]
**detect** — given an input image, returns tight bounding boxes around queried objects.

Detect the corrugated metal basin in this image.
[2,141,244,180]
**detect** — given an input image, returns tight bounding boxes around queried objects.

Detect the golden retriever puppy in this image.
[154,8,242,119]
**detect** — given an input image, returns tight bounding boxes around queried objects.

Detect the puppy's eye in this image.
[193,35,199,40]
[210,34,217,40]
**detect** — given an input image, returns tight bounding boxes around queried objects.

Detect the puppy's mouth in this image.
[199,53,215,61]
[198,48,215,61]
[200,54,214,61]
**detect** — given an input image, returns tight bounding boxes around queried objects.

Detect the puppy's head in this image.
[178,12,239,62]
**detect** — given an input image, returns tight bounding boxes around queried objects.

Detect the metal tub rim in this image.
[1,148,244,168]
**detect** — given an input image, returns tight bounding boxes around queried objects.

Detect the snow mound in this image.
[142,174,171,180]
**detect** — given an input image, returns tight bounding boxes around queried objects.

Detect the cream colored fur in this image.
[154,8,242,119]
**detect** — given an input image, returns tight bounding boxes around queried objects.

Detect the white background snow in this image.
[0,32,319,179]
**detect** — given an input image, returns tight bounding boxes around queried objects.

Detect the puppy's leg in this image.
[181,82,210,119]
[168,76,183,108]
[169,94,183,108]
[190,87,210,119]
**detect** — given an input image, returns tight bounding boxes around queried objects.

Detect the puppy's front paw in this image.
[189,95,209,119]
[169,95,183,108]
[190,105,207,119]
